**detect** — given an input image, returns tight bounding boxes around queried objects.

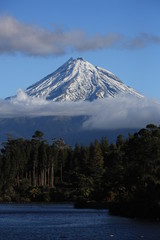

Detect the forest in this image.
[0,124,160,220]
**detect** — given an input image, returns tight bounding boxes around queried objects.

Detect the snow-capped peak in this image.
[25,57,143,101]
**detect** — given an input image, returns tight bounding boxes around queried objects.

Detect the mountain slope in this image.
[25,57,143,101]
[0,116,138,146]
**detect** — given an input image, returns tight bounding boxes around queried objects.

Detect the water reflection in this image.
[0,204,159,240]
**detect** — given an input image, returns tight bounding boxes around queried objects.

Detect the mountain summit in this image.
[25,57,143,101]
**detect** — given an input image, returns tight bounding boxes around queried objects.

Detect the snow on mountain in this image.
[25,57,143,101]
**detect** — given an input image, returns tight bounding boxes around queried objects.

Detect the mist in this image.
[0,89,160,130]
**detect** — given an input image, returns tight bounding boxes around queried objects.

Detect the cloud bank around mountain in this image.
[0,89,160,130]
[0,15,160,56]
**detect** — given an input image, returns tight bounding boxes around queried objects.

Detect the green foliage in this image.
[32,130,44,140]
[0,125,160,219]
[108,124,160,219]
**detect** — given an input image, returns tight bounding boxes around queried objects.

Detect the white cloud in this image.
[0,15,160,56]
[0,89,160,130]
[82,96,160,129]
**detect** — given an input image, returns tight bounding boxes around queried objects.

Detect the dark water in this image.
[0,204,159,240]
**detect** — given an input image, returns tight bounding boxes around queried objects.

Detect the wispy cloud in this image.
[0,89,160,130]
[0,15,160,56]
[126,33,160,49]
[82,96,160,129]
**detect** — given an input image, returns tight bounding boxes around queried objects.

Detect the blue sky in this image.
[0,0,160,99]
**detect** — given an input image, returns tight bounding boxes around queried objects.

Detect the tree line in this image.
[0,124,160,219]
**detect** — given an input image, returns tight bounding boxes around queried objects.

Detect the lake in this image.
[0,204,159,240]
